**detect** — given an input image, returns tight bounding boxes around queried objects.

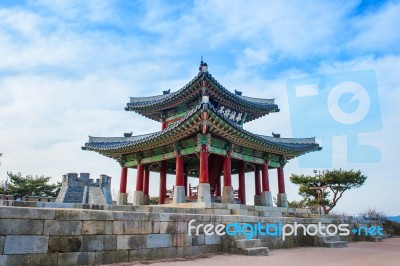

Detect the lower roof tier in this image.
[83,102,321,167]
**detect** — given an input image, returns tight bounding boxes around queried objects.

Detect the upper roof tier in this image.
[125,61,280,123]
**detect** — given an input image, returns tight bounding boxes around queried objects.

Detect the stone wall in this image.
[0,202,381,265]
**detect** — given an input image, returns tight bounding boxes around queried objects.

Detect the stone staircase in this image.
[233,238,269,255]
[222,224,269,256]
[87,187,107,205]
[314,228,348,248]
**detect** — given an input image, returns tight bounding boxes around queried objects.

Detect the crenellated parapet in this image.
[56,172,113,204]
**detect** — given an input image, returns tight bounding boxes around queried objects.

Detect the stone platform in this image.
[0,200,382,265]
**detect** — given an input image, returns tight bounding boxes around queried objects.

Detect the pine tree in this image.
[0,172,61,197]
[290,169,367,214]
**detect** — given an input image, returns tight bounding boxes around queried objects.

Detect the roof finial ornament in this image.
[199,56,208,72]
[234,89,242,96]
[272,132,281,138]
[124,132,133,137]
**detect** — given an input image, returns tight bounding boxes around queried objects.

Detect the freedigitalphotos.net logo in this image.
[188,220,382,241]
[287,70,382,167]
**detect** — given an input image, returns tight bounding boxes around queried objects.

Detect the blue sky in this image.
[0,0,399,215]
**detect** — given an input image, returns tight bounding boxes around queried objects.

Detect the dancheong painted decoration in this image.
[82,60,321,207]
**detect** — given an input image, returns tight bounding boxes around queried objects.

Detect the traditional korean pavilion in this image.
[82,60,321,207]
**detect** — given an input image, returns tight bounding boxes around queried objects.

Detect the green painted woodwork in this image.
[230,151,265,164]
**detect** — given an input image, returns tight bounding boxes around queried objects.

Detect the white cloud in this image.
[0,1,399,215]
[349,2,400,53]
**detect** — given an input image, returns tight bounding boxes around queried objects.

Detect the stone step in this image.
[323,241,348,248]
[259,211,283,217]
[226,225,253,240]
[240,247,269,256]
[371,237,383,242]
[235,239,261,249]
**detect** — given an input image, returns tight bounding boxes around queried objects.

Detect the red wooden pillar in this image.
[238,161,246,205]
[143,166,150,196]
[261,163,270,192]
[136,164,144,191]
[277,166,285,194]
[199,144,209,183]
[161,120,167,130]
[176,155,184,186]
[159,161,167,204]
[254,166,261,196]
[223,155,232,186]
[119,167,128,193]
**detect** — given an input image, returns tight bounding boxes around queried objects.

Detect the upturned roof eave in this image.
[83,103,321,158]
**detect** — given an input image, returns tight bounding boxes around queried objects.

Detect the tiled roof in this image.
[83,102,320,158]
[125,71,279,123]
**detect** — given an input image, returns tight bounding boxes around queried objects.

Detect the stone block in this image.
[241,205,255,211]
[152,221,160,233]
[82,221,113,235]
[6,254,57,266]
[117,192,128,205]
[254,195,262,206]
[0,219,43,235]
[57,252,96,266]
[0,206,55,219]
[173,186,186,203]
[198,244,220,254]
[222,186,235,204]
[4,235,49,254]
[113,211,158,221]
[146,234,172,248]
[95,250,129,264]
[227,203,241,210]
[48,236,82,253]
[277,193,288,208]
[113,221,153,234]
[214,215,236,223]
[212,209,232,215]
[260,191,273,207]
[171,234,192,247]
[90,210,114,220]
[132,191,145,205]
[0,236,5,254]
[204,234,221,245]
[0,255,6,265]
[160,221,188,234]
[128,248,150,261]
[176,246,197,257]
[129,247,177,261]
[109,205,133,212]
[117,235,147,250]
[82,235,117,251]
[197,183,211,204]
[55,209,91,220]
[232,209,252,216]
[44,220,82,235]
[211,203,228,209]
[192,234,205,246]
